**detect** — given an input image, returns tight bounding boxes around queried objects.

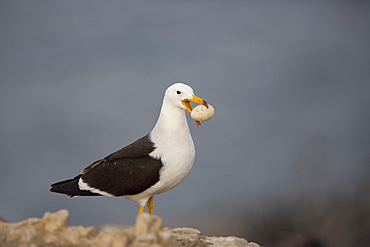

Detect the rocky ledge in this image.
[0,210,260,247]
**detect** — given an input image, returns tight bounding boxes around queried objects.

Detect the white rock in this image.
[191,104,215,122]
[0,210,261,247]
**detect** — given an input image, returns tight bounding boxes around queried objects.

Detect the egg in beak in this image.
[182,95,208,114]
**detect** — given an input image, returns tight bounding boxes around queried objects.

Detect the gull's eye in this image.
[177,90,182,95]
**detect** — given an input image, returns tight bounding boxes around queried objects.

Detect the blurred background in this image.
[1,1,369,246]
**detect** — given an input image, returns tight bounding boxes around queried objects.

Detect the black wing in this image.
[50,175,101,197]
[50,134,163,197]
[79,134,163,196]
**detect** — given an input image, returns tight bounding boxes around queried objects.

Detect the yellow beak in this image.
[182,95,208,114]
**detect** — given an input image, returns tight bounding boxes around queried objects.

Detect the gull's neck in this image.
[151,97,191,140]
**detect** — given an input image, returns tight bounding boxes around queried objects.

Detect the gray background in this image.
[1,1,369,245]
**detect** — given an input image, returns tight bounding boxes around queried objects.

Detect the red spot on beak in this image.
[195,120,202,127]
[203,100,209,108]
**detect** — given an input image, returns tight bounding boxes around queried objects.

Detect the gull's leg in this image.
[147,196,154,215]
[138,206,145,214]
